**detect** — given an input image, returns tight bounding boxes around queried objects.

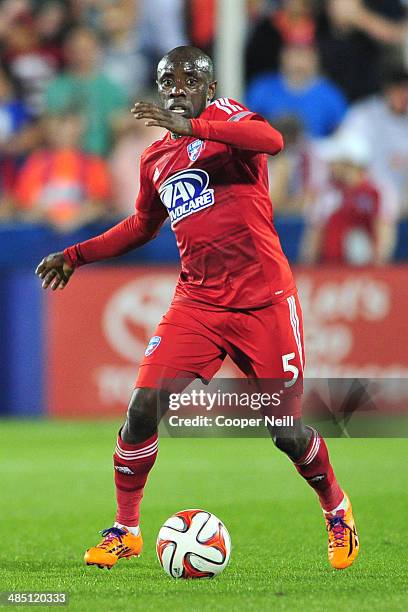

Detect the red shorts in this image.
[136,293,305,417]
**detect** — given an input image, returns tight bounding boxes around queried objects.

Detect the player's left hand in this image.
[131,102,193,137]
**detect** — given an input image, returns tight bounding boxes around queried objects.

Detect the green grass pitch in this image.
[1,421,407,611]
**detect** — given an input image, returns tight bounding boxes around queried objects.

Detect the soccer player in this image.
[35,46,359,571]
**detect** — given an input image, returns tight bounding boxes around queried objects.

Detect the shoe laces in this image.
[98,527,126,549]
[327,515,350,548]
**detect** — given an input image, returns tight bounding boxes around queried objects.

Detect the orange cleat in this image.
[325,493,359,570]
[84,527,143,569]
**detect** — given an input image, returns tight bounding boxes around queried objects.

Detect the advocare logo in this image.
[159,168,214,226]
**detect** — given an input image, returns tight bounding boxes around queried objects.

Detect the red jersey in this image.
[318,179,380,264]
[64,98,295,309]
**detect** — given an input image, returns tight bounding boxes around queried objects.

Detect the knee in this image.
[125,388,160,441]
[273,432,301,458]
[271,422,311,460]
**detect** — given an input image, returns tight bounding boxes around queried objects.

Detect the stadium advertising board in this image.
[46,266,408,418]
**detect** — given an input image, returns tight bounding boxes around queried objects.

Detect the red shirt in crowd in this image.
[318,179,381,263]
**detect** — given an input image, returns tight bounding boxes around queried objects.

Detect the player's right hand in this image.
[35,252,75,291]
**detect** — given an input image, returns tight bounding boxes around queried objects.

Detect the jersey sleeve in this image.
[63,153,167,267]
[205,97,257,122]
[191,97,283,155]
[133,150,168,226]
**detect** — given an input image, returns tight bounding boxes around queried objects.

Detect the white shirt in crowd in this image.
[340,96,408,216]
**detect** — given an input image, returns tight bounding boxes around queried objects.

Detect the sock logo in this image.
[115,465,134,475]
[308,474,326,484]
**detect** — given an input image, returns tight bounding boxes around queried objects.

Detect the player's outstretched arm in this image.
[132,101,283,156]
[189,118,283,155]
[35,252,75,291]
[35,209,167,289]
[63,212,167,267]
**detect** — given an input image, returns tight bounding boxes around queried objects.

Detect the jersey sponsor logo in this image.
[187,139,203,162]
[159,168,215,226]
[145,335,161,356]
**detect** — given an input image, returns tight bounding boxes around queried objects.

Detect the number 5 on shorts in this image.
[282,352,299,388]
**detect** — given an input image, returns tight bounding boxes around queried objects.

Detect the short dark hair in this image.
[157,45,214,81]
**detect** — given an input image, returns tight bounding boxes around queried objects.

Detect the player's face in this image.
[330,160,362,185]
[157,60,216,119]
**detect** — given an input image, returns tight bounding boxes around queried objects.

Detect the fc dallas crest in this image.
[187,139,204,162]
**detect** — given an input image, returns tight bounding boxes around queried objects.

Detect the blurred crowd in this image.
[0,0,408,266]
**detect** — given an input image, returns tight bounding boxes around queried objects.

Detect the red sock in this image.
[113,432,158,527]
[293,428,343,512]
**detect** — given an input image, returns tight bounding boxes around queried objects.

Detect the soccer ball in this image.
[156,509,231,579]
